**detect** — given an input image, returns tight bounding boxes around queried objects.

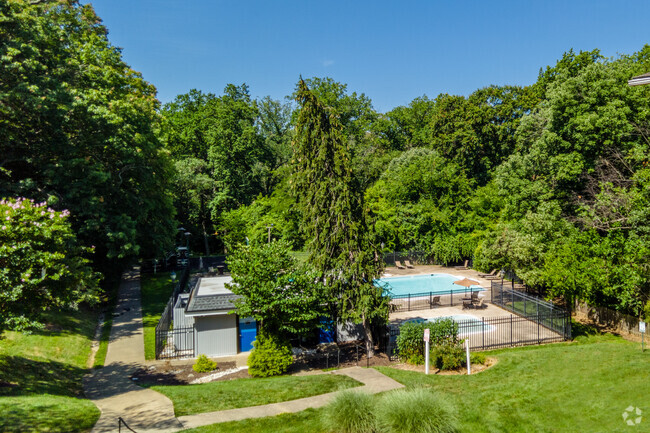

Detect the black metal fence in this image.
[491,281,571,339]
[154,267,194,360]
[387,311,570,360]
[383,251,433,266]
[389,288,483,312]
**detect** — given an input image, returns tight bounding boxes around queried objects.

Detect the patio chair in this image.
[430,296,441,307]
[478,269,497,278]
[462,298,473,309]
[454,260,469,270]
[404,260,415,269]
[471,291,479,302]
[394,260,406,269]
[475,298,486,309]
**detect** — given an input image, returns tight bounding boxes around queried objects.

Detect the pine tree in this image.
[292,79,388,356]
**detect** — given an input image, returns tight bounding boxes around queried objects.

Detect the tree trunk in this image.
[362,314,375,358]
[202,221,211,256]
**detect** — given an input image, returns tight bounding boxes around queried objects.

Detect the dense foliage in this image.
[226,241,327,339]
[0,0,176,273]
[0,198,99,332]
[395,319,459,365]
[247,332,293,378]
[292,79,389,355]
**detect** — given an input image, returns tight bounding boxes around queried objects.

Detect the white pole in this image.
[425,340,430,375]
[465,339,471,375]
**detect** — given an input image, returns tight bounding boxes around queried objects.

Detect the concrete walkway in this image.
[83,270,183,433]
[84,269,404,433]
[177,367,404,430]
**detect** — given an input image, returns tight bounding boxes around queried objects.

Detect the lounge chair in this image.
[404,260,415,269]
[462,298,473,309]
[478,269,497,278]
[470,291,479,302]
[394,260,405,269]
[475,298,486,309]
[454,260,469,270]
[430,296,441,307]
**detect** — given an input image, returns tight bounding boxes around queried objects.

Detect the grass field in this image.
[183,332,650,433]
[152,373,361,416]
[0,308,101,433]
[141,272,176,360]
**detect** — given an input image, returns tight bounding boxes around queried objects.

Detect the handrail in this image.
[118,417,137,433]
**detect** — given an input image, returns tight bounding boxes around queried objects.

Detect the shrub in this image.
[396,319,459,365]
[376,388,458,433]
[470,352,486,365]
[193,354,217,373]
[247,333,293,377]
[432,342,465,371]
[322,390,377,433]
[395,322,424,364]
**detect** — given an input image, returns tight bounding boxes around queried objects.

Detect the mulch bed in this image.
[291,341,393,372]
[131,361,250,386]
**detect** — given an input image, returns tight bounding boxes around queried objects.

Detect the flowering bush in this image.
[0,198,100,332]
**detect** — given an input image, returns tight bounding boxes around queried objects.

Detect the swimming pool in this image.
[375,273,483,297]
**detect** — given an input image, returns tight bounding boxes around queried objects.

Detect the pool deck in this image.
[385,265,564,349]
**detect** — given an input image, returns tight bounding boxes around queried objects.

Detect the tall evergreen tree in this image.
[292,79,388,356]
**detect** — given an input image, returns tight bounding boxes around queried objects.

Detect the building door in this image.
[238,317,257,352]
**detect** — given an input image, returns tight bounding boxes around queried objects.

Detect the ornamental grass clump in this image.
[322,390,377,433]
[376,388,458,433]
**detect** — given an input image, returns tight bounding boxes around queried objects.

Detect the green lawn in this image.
[0,308,101,433]
[152,373,361,416]
[184,332,650,433]
[141,272,176,360]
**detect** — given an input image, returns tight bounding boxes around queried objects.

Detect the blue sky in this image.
[88,0,649,113]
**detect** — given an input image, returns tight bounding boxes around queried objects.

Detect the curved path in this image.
[84,269,403,433]
[83,270,183,433]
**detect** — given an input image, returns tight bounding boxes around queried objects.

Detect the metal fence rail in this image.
[154,266,193,359]
[389,288,483,312]
[387,311,570,360]
[491,281,571,339]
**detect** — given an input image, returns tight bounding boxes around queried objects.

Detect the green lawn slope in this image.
[0,309,101,433]
[183,332,649,433]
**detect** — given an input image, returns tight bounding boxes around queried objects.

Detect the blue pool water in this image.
[375,273,483,297]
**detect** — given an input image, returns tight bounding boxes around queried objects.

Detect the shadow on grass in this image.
[0,355,87,398]
[571,319,603,338]
[0,394,100,433]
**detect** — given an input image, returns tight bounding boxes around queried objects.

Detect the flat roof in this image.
[196,276,234,296]
[185,276,241,315]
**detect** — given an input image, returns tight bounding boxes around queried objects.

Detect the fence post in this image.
[450,291,453,306]
[537,311,540,344]
[482,317,485,350]
[408,294,411,311]
[429,292,432,308]
[510,315,513,347]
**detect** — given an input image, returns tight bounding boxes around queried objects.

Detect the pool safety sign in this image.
[640,322,646,333]
[423,328,430,342]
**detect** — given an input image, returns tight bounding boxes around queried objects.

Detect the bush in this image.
[470,352,486,365]
[193,354,217,373]
[322,390,377,433]
[247,333,293,377]
[432,342,465,371]
[396,319,459,365]
[376,388,458,433]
